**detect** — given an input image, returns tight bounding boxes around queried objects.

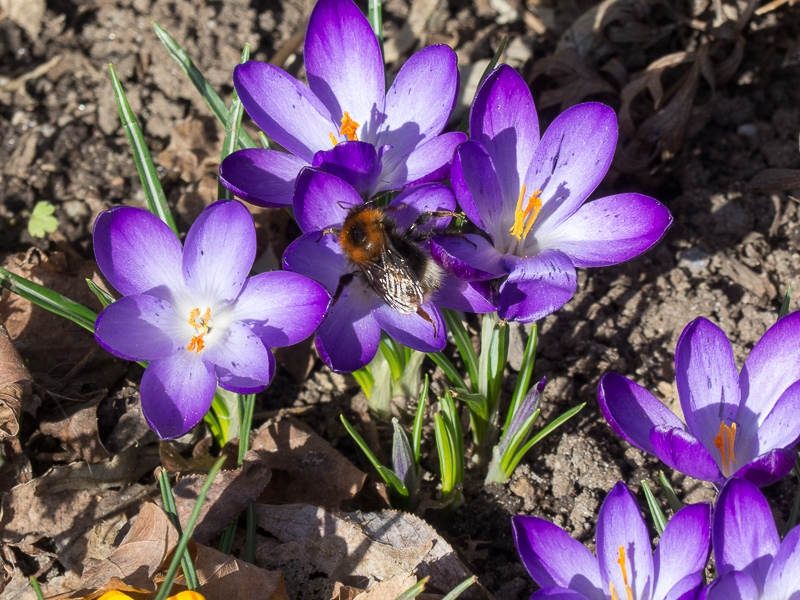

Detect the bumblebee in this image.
[320,204,463,336]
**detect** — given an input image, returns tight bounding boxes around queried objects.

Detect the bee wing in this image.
[359,237,425,315]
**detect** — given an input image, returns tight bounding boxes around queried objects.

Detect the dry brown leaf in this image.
[528,49,617,111]
[40,398,112,463]
[255,505,477,597]
[0,322,31,440]
[162,449,271,544]
[251,417,366,509]
[354,574,417,600]
[749,168,800,192]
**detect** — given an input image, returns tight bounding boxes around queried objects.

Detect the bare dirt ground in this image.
[2,0,800,598]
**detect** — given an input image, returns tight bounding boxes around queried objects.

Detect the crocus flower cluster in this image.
[93,201,328,438]
[599,314,800,487]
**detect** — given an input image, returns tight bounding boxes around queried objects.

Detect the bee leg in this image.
[316,227,341,243]
[416,305,439,338]
[331,272,355,307]
[406,210,467,237]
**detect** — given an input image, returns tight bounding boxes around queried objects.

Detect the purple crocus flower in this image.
[283,168,497,373]
[599,315,800,488]
[218,0,465,207]
[513,481,711,600]
[93,200,329,439]
[700,477,800,600]
[431,65,672,322]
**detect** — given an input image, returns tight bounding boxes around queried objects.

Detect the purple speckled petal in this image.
[538,193,673,267]
[283,232,351,295]
[311,141,381,198]
[512,515,602,595]
[234,61,333,161]
[470,65,539,206]
[714,478,779,587]
[653,502,711,600]
[700,572,759,600]
[430,235,506,281]
[377,45,459,153]
[373,300,446,353]
[523,103,618,240]
[650,425,723,483]
[596,482,653,600]
[740,311,800,422]
[753,379,800,455]
[314,283,381,373]
[304,0,384,142]
[530,588,592,600]
[225,271,329,348]
[735,448,796,487]
[140,352,217,439]
[94,295,184,362]
[432,276,498,313]
[597,373,685,455]
[497,250,577,323]
[388,183,456,232]
[201,321,273,383]
[380,131,466,191]
[216,359,274,394]
[661,574,705,600]
[293,169,363,233]
[674,317,740,453]
[183,200,255,308]
[451,140,504,241]
[764,525,800,599]
[219,148,308,208]
[93,207,185,302]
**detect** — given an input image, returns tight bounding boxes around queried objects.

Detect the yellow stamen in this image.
[609,547,634,600]
[509,185,542,241]
[713,421,738,477]
[329,132,338,146]
[339,111,359,141]
[187,307,211,354]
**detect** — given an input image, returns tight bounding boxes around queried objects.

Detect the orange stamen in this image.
[509,185,542,241]
[187,307,211,354]
[713,421,738,477]
[611,547,635,600]
[339,111,359,141]
[329,132,338,146]
[187,333,205,353]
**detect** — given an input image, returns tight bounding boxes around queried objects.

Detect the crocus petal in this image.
[388,183,456,233]
[311,141,381,198]
[530,588,592,600]
[216,360,274,395]
[293,169,363,233]
[713,477,779,583]
[469,64,539,205]
[523,103,618,240]
[225,271,329,348]
[234,61,333,161]
[201,321,273,383]
[378,44,458,152]
[432,276,498,313]
[512,515,603,595]
[753,379,800,454]
[734,448,796,487]
[497,250,577,323]
[650,425,724,483]
[451,140,504,240]
[183,200,255,308]
[763,525,800,599]
[140,352,217,439]
[597,373,685,454]
[430,235,506,281]
[674,317,740,453]
[315,283,382,373]
[699,572,759,600]
[653,502,711,600]
[740,311,800,422]
[661,574,705,600]
[596,482,654,600]
[538,193,672,267]
[93,207,185,302]
[94,295,184,362]
[283,232,351,295]
[303,0,384,140]
[373,301,446,353]
[219,149,308,208]
[381,131,466,191]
